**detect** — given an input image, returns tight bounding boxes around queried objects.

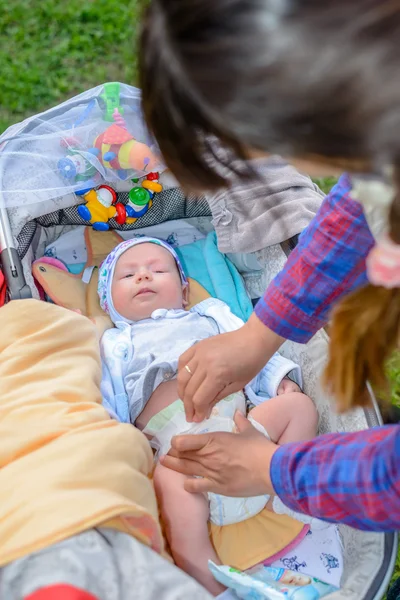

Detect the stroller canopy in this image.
[0,82,164,209]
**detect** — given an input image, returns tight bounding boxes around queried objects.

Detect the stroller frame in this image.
[0,81,397,599]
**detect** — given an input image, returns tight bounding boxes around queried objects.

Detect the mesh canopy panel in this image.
[0,83,164,208]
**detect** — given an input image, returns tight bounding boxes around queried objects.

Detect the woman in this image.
[139,0,400,531]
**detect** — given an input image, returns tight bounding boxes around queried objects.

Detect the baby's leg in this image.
[248,392,318,445]
[153,463,225,596]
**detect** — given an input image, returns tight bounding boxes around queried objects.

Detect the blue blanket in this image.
[176,232,252,322]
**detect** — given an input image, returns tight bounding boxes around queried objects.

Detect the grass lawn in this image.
[0,0,399,595]
[0,0,144,133]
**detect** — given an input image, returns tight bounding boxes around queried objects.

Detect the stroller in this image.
[0,82,396,600]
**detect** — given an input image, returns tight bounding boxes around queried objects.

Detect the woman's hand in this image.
[178,313,284,422]
[160,412,278,497]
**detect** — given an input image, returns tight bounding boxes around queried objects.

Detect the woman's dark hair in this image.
[139,0,400,410]
[140,0,400,191]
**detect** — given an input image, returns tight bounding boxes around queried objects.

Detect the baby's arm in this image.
[99,328,132,423]
[247,351,303,404]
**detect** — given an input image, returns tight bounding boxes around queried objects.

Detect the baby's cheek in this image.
[162,278,185,305]
[113,282,130,310]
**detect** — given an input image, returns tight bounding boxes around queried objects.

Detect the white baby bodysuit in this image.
[100,297,302,423]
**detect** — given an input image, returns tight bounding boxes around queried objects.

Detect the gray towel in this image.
[205,155,325,253]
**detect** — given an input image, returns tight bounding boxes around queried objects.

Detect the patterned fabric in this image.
[255,174,375,342]
[271,425,400,531]
[270,524,343,587]
[97,236,188,324]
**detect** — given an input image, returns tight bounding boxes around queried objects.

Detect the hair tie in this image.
[366,235,400,288]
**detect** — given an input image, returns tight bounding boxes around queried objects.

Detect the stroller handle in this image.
[0,207,31,300]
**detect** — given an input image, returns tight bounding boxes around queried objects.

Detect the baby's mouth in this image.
[135,287,156,297]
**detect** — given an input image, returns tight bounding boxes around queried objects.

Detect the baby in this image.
[98,238,318,596]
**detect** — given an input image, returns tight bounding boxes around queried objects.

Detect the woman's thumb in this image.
[234,411,253,433]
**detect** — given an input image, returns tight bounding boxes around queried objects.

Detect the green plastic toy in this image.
[100,82,124,122]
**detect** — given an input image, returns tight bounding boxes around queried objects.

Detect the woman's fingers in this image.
[170,432,211,453]
[161,427,277,498]
[189,376,228,422]
[184,477,216,494]
[234,410,253,432]
[177,346,196,397]
[177,348,197,421]
[213,381,243,404]
[181,367,209,422]
[160,455,208,478]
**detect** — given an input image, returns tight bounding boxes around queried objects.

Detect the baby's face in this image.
[112,243,187,321]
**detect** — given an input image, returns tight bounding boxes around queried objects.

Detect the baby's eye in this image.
[124,273,135,279]
[155,270,166,274]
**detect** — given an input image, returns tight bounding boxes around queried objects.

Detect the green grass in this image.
[0,2,399,594]
[0,0,144,133]
[385,356,400,597]
[386,352,400,408]
[313,177,339,195]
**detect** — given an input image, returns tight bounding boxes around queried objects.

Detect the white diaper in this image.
[143,391,270,526]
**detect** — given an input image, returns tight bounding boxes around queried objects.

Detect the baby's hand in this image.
[277,377,302,395]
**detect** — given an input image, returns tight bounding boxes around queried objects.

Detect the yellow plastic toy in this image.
[77,185,127,231]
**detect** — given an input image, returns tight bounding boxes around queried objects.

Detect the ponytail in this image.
[324,180,400,411]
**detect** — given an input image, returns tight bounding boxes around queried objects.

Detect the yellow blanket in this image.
[0,300,164,567]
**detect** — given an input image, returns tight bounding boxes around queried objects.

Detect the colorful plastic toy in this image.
[125,172,162,222]
[99,82,124,123]
[89,109,160,179]
[77,185,126,231]
[58,137,101,194]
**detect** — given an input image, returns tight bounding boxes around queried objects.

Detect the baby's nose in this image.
[135,268,152,282]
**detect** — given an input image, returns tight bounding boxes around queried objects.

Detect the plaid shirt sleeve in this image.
[271,425,400,531]
[255,173,375,342]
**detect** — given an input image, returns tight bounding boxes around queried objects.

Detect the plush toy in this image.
[77,185,127,231]
[32,257,68,300]
[90,109,161,179]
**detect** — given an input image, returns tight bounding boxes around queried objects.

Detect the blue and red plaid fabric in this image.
[256,173,400,530]
[255,173,374,342]
[271,425,400,531]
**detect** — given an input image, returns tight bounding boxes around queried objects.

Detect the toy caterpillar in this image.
[91,109,160,179]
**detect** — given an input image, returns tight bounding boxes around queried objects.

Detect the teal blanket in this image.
[176,232,252,322]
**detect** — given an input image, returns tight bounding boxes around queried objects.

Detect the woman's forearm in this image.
[255,174,374,343]
[271,425,400,531]
[245,312,284,363]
